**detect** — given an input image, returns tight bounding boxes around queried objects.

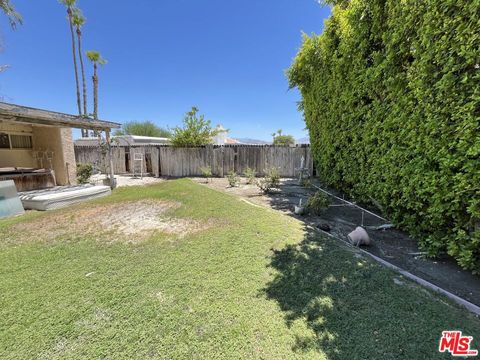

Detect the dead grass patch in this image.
[5,200,211,244]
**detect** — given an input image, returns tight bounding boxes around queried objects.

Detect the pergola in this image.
[0,102,121,187]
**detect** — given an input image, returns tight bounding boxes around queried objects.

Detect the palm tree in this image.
[59,0,83,134]
[0,0,22,29]
[0,0,21,85]
[72,8,87,118]
[86,51,106,120]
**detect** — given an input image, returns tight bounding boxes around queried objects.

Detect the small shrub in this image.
[300,178,312,188]
[306,191,330,215]
[227,170,239,187]
[257,167,280,193]
[199,166,212,183]
[77,163,93,184]
[244,167,256,184]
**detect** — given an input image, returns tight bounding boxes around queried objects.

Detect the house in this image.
[0,102,120,192]
[212,125,228,145]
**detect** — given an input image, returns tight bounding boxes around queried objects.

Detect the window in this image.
[0,133,10,149]
[0,133,33,149]
[10,134,33,149]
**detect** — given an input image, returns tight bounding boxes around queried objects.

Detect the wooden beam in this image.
[105,129,116,188]
[0,102,120,130]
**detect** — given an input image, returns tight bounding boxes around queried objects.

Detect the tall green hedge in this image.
[289,0,480,272]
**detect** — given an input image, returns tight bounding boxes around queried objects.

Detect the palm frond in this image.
[1,0,22,29]
[71,7,85,27]
[86,50,107,65]
[59,0,76,7]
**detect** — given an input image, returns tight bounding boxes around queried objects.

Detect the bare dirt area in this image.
[6,199,209,244]
[191,177,294,211]
[194,176,480,307]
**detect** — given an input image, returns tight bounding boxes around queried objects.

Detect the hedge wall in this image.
[288,0,480,272]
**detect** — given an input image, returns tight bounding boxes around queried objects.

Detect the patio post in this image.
[105,128,116,189]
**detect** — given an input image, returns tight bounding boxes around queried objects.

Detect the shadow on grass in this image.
[263,229,464,359]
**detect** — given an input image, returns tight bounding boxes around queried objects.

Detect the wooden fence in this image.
[74,144,313,178]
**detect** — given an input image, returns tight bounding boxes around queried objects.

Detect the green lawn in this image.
[0,179,478,359]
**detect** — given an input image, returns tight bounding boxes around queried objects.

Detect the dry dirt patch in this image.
[8,200,209,244]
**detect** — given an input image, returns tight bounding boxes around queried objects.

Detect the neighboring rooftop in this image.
[75,134,171,146]
[0,102,121,130]
[233,138,271,145]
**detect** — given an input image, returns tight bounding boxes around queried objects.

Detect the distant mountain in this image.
[231,137,310,145]
[296,137,310,144]
[233,138,271,145]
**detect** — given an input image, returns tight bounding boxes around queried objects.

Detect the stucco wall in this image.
[0,150,36,167]
[60,128,77,185]
[32,126,77,185]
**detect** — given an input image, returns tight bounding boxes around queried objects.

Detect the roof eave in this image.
[0,102,121,130]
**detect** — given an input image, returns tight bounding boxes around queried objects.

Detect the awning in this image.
[0,102,121,130]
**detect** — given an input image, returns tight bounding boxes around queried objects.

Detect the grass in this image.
[0,179,478,359]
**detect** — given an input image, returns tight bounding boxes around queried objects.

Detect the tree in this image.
[72,8,87,120]
[0,0,22,29]
[170,107,220,147]
[86,50,106,120]
[0,0,21,93]
[272,129,295,146]
[60,0,82,127]
[114,121,171,138]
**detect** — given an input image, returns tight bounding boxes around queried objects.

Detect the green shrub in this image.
[171,107,220,147]
[227,171,239,187]
[114,121,171,138]
[300,177,312,188]
[76,163,93,184]
[199,166,212,183]
[306,191,330,215]
[244,167,256,184]
[272,129,295,146]
[257,168,280,193]
[273,135,295,147]
[288,0,480,272]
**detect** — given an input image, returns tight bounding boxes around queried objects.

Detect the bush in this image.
[306,191,330,215]
[300,177,312,188]
[288,0,480,272]
[227,171,239,187]
[114,121,171,138]
[257,168,280,193]
[273,135,295,147]
[76,163,93,184]
[272,129,295,146]
[171,107,220,147]
[199,166,212,183]
[244,167,256,184]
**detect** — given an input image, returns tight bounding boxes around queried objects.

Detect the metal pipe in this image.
[316,228,480,316]
[311,183,388,222]
[105,129,116,189]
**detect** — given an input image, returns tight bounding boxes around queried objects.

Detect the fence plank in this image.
[75,144,311,178]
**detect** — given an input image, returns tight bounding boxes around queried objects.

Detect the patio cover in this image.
[0,102,121,130]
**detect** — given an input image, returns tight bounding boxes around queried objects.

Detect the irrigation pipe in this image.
[316,228,480,316]
[311,184,389,222]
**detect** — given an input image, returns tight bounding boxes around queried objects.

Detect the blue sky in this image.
[0,1,329,140]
